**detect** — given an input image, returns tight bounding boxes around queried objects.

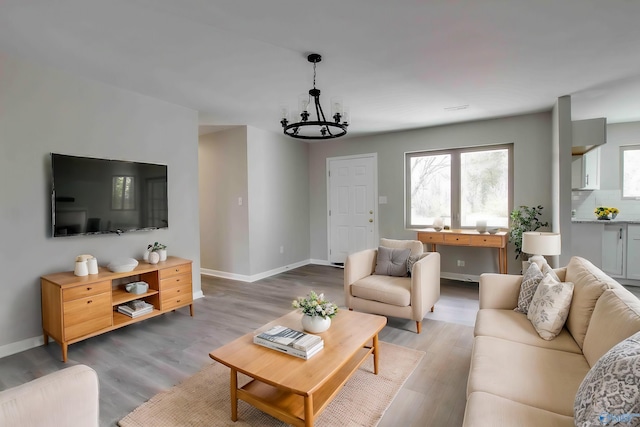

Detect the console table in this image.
[417,229,508,274]
[41,256,193,362]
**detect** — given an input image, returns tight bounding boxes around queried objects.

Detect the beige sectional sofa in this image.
[463,256,640,426]
[0,364,99,427]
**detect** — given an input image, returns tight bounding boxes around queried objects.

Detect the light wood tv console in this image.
[41,256,193,362]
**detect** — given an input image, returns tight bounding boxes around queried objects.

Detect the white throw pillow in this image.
[514,262,544,314]
[574,331,640,427]
[527,274,574,340]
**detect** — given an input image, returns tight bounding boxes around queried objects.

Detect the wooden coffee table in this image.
[209,309,387,427]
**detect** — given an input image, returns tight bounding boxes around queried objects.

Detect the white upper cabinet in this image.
[572,147,600,190]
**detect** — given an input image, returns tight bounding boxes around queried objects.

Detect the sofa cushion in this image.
[463,391,575,427]
[527,275,574,340]
[474,309,581,353]
[467,336,590,416]
[564,257,615,349]
[407,253,429,276]
[574,331,640,427]
[515,262,544,314]
[582,288,640,367]
[351,275,411,307]
[374,246,410,277]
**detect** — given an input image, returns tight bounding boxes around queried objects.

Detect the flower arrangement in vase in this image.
[594,207,619,220]
[292,291,338,333]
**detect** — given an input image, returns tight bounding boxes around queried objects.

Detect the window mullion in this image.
[451,152,461,229]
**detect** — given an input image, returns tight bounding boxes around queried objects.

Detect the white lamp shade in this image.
[522,232,561,256]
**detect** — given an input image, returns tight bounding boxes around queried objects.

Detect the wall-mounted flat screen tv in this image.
[51,153,168,237]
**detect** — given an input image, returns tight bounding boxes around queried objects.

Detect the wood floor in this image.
[0,265,478,426]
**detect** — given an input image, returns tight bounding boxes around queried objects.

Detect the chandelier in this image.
[280,53,349,140]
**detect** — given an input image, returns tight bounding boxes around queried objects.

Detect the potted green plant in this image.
[509,205,549,262]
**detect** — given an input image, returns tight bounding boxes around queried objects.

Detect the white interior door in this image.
[328,154,377,263]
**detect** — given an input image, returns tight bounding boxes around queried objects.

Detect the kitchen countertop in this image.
[572,219,640,224]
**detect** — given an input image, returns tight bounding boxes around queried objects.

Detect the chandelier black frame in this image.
[280,54,349,140]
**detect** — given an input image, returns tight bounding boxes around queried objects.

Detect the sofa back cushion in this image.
[380,238,423,257]
[564,257,616,349]
[582,288,640,367]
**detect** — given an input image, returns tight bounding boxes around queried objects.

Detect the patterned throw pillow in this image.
[374,246,411,277]
[527,274,574,340]
[515,262,544,314]
[541,263,560,282]
[574,331,640,427]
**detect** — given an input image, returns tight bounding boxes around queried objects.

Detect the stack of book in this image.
[117,300,154,318]
[254,325,324,360]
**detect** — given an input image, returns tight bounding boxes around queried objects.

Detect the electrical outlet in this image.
[457,260,465,267]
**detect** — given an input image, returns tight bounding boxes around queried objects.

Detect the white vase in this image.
[301,315,331,333]
[143,250,150,262]
[158,249,167,262]
[148,251,160,265]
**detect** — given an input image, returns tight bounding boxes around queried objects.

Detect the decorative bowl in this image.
[107,258,139,273]
[487,228,500,234]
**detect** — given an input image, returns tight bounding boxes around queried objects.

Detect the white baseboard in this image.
[441,272,481,283]
[0,335,45,359]
[201,259,313,283]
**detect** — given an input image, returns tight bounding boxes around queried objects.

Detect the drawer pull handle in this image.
[175,269,179,272]
[177,290,181,293]
[176,279,180,282]
[177,299,181,303]
[87,300,93,304]
[87,287,92,291]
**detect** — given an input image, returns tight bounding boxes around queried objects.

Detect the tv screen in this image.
[51,153,168,237]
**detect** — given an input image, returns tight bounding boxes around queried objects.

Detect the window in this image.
[406,144,512,229]
[112,176,135,210]
[622,146,640,199]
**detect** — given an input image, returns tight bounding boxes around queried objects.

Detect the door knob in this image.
[369,210,373,214]
[369,219,373,223]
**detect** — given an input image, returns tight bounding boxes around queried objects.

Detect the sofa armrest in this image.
[410,252,441,318]
[0,364,99,427]
[479,273,523,309]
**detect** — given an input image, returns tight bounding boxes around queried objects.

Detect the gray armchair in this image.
[344,238,441,333]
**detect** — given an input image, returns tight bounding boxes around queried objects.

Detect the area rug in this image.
[119,341,424,427]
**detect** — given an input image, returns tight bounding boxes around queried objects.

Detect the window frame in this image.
[621,145,640,200]
[405,143,514,229]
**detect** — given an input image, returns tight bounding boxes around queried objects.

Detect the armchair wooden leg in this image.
[430,305,435,312]
[416,321,422,334]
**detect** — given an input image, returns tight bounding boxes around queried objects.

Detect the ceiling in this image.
[2,0,640,139]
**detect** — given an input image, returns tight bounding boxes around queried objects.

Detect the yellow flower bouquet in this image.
[594,206,619,220]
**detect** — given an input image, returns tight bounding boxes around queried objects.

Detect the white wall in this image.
[309,113,553,275]
[247,127,310,274]
[0,53,200,356]
[199,128,250,275]
[199,126,310,280]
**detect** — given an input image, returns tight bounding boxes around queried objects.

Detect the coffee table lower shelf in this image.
[234,346,374,427]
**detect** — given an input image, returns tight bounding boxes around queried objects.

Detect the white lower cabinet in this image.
[602,224,626,278]
[626,225,640,280]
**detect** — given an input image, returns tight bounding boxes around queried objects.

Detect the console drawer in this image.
[160,273,191,290]
[63,292,112,340]
[63,281,111,302]
[161,288,193,311]
[418,233,444,244]
[444,234,471,245]
[470,235,503,247]
[159,263,192,280]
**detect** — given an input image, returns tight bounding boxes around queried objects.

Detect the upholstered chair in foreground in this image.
[344,238,441,333]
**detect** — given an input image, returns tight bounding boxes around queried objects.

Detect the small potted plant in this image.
[292,291,338,333]
[509,205,549,265]
[145,242,167,264]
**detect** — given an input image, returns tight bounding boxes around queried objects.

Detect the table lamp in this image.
[522,232,561,268]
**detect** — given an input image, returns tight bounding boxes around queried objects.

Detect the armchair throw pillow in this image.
[374,246,411,277]
[407,253,429,276]
[574,331,640,426]
[527,274,574,340]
